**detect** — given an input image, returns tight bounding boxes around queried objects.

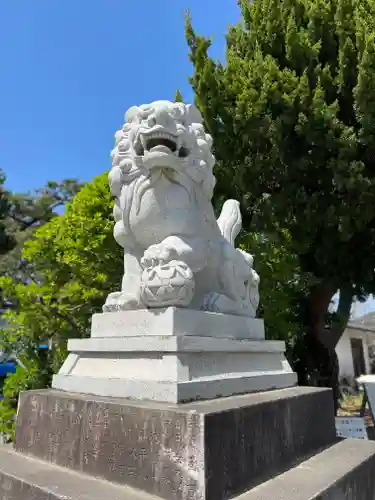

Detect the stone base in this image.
[52,370,297,403]
[90,307,266,339]
[52,308,297,403]
[4,386,375,500]
[52,336,296,402]
[14,386,335,500]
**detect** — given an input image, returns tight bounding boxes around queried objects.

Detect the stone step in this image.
[2,438,375,500]
[241,439,375,500]
[0,445,159,500]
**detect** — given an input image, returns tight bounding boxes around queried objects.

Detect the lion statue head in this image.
[108,100,216,201]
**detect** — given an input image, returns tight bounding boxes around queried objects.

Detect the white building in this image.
[336,312,375,384]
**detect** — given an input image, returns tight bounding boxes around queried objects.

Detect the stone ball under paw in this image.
[140,260,195,308]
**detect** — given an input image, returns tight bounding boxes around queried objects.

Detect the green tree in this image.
[186,0,375,407]
[0,170,15,256]
[0,178,82,313]
[174,89,184,102]
[242,231,309,369]
[0,173,121,438]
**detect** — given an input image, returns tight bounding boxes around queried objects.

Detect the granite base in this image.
[14,386,336,500]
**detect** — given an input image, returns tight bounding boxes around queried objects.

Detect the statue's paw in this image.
[141,243,178,269]
[103,292,140,312]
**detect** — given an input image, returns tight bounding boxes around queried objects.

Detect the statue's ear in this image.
[108,166,123,197]
[114,130,123,145]
[185,104,202,125]
[125,106,140,123]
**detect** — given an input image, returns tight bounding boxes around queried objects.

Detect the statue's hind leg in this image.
[202,245,259,317]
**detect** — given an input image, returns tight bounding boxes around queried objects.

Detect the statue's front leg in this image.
[140,236,209,309]
[103,249,143,312]
[141,235,209,273]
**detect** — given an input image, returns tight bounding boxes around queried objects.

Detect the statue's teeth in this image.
[148,131,175,141]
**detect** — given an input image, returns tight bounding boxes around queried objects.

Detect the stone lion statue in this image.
[103,100,259,317]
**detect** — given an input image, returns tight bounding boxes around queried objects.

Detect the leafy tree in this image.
[0,179,82,277]
[0,170,15,256]
[241,230,310,377]
[186,0,375,408]
[0,178,82,312]
[0,173,121,438]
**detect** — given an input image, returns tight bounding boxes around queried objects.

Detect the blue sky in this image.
[0,0,240,193]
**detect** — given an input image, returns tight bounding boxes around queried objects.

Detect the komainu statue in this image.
[103,100,259,317]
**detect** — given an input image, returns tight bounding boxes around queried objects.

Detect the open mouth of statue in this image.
[148,133,177,152]
[135,131,189,158]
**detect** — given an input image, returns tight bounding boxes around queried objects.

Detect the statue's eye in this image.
[148,116,157,127]
[140,108,152,119]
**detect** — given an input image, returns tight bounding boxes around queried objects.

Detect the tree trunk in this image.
[306,282,338,412]
[331,284,354,350]
[305,282,354,415]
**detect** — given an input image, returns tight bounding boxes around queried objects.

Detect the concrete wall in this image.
[336,328,375,382]
[336,331,356,380]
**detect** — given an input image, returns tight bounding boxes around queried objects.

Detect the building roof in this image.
[347,312,375,332]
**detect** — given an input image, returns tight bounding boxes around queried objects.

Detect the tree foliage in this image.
[186,0,375,406]
[0,176,83,314]
[174,89,184,102]
[0,173,122,437]
[241,231,307,341]
[0,170,15,256]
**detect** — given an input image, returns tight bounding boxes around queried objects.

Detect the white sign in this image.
[357,374,375,420]
[335,417,368,440]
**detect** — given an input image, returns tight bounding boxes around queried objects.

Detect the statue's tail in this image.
[217,199,242,246]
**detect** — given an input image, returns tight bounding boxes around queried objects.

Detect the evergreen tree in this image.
[186,0,375,408]
[174,89,184,102]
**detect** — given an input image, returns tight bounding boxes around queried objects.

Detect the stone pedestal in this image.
[13,387,336,500]
[2,385,374,500]
[51,308,297,403]
[2,311,375,500]
[1,386,375,499]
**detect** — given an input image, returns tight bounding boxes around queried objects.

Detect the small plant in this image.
[0,360,39,442]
